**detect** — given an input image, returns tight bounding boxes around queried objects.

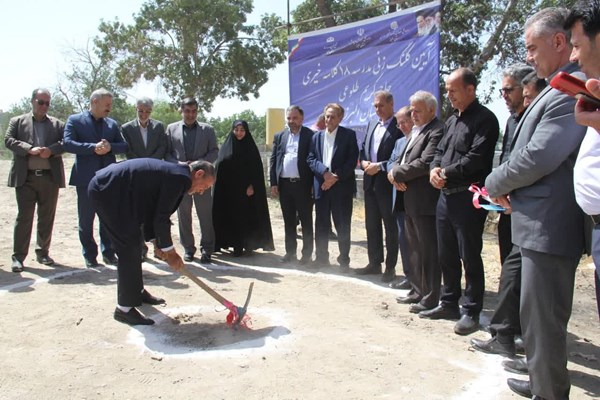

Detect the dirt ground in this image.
[0,157,598,400]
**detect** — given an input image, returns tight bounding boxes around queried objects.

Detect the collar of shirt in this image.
[326,127,338,136]
[138,119,151,128]
[184,121,198,129]
[454,99,480,118]
[86,110,104,124]
[379,116,394,127]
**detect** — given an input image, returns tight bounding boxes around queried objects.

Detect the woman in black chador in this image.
[213,120,274,256]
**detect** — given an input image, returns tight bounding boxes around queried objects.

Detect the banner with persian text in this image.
[288,1,441,142]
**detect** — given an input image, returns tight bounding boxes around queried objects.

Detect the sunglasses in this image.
[35,99,51,106]
[499,86,520,96]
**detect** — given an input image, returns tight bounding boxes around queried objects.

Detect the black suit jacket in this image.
[360,117,401,193]
[89,158,191,249]
[307,126,359,200]
[269,126,314,191]
[392,117,444,216]
[121,118,168,160]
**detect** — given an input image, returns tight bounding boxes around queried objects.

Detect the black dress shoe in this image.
[200,252,211,264]
[280,253,297,263]
[502,357,528,375]
[389,279,412,290]
[183,252,194,262]
[141,289,166,305]
[232,248,243,257]
[313,257,330,267]
[409,303,434,314]
[396,295,421,304]
[507,378,532,398]
[454,314,480,335]
[355,264,381,275]
[102,254,118,265]
[11,258,24,273]
[418,304,461,320]
[113,307,155,325]
[85,258,99,268]
[381,269,395,283]
[36,255,55,266]
[470,336,515,356]
[299,255,311,265]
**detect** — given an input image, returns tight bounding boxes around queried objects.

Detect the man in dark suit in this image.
[4,88,65,272]
[391,91,444,312]
[307,103,359,269]
[63,88,128,268]
[485,8,587,399]
[269,105,314,264]
[424,68,499,336]
[121,97,168,260]
[89,159,215,325]
[165,97,219,264]
[387,106,414,290]
[355,91,400,282]
[121,97,167,160]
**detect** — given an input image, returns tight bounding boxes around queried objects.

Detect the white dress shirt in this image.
[323,127,338,169]
[574,126,600,215]
[281,129,301,178]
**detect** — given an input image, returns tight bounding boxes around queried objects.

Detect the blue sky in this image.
[0,0,508,123]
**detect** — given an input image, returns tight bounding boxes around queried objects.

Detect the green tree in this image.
[208,110,266,145]
[95,0,288,112]
[57,42,133,125]
[150,100,184,126]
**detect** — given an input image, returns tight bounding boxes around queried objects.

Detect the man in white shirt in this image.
[565,0,600,320]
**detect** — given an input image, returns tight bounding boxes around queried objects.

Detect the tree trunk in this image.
[316,0,336,28]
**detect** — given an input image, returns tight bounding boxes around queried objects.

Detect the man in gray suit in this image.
[121,97,168,260]
[121,97,167,160]
[485,8,587,400]
[4,88,65,272]
[391,91,444,313]
[165,97,218,264]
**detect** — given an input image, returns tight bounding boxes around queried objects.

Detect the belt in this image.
[442,186,470,195]
[591,214,600,225]
[28,169,51,177]
[280,177,301,183]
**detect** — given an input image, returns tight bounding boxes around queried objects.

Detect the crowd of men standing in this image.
[4,2,600,399]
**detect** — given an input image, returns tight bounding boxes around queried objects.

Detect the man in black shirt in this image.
[421,67,500,336]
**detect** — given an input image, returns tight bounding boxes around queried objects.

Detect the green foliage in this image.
[207,110,266,145]
[94,0,288,112]
[149,101,183,126]
[291,0,382,32]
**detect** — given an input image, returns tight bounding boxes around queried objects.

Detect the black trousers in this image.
[488,245,522,341]
[497,213,512,265]
[364,188,398,270]
[405,213,439,308]
[89,186,144,307]
[436,191,488,315]
[13,171,59,262]
[315,184,352,265]
[279,179,313,258]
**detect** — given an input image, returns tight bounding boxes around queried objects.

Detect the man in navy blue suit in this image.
[307,103,359,269]
[64,89,128,267]
[89,159,215,325]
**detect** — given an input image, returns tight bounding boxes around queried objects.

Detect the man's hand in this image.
[321,171,338,191]
[271,186,279,197]
[430,167,446,189]
[95,139,111,155]
[28,147,42,155]
[39,147,52,159]
[387,170,395,184]
[163,249,184,271]
[364,162,380,176]
[393,181,407,191]
[246,184,254,197]
[491,195,512,215]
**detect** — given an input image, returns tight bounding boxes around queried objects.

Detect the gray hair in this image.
[374,90,394,103]
[190,160,215,178]
[136,97,154,108]
[524,7,571,41]
[502,63,535,83]
[409,90,438,110]
[395,105,411,119]
[90,88,113,102]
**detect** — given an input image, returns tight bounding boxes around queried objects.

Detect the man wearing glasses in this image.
[4,89,66,272]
